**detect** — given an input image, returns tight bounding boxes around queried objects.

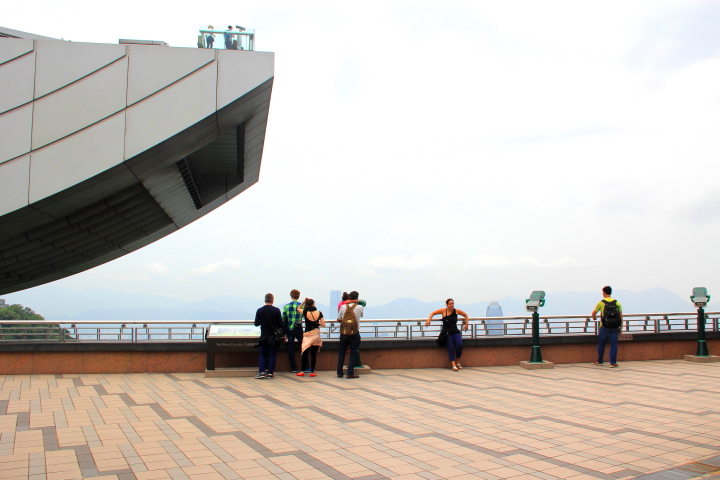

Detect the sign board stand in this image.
[205,325,261,378]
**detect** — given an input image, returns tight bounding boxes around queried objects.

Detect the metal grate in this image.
[630,467,706,479]
[177,158,203,209]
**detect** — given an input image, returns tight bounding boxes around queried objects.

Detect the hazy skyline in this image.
[4,1,720,307]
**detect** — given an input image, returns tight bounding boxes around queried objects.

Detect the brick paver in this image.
[1,360,720,479]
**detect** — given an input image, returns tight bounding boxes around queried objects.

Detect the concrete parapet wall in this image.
[0,332,718,374]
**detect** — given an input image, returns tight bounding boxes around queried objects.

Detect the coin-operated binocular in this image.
[522,290,552,367]
[525,291,546,313]
[691,287,710,309]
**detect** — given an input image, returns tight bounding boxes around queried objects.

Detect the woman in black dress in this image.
[426,299,469,371]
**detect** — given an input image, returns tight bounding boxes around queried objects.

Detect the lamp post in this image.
[692,287,710,357]
[520,291,553,369]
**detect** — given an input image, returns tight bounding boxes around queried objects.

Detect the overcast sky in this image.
[5,1,720,307]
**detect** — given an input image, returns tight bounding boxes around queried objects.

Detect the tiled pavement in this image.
[1,360,720,480]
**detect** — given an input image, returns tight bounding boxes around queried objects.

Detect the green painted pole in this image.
[696,307,710,357]
[530,311,543,363]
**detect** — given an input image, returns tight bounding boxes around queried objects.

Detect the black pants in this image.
[337,334,361,376]
[287,329,303,372]
[302,346,319,372]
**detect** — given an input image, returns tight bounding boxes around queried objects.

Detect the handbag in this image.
[436,327,448,347]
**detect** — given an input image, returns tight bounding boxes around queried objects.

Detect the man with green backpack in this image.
[336,291,363,378]
[592,286,623,368]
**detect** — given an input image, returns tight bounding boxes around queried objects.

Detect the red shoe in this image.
[296,372,305,376]
[309,372,317,377]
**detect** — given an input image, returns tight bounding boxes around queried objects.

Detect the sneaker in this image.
[593,362,604,366]
[296,372,305,376]
[310,372,317,377]
[254,373,266,379]
[610,364,619,368]
[267,373,274,378]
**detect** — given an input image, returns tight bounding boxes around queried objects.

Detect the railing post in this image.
[59,326,64,343]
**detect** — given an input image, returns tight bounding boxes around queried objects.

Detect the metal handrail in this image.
[0,312,712,325]
[0,312,714,343]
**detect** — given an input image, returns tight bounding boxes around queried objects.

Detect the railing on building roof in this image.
[0,312,716,343]
[197,27,255,51]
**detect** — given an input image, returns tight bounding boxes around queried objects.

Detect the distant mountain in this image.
[2,285,702,321]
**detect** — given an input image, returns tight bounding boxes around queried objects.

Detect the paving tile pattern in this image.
[0,360,719,479]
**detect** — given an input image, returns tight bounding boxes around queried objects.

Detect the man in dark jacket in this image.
[254,293,284,379]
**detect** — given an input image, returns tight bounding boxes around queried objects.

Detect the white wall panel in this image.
[0,38,34,65]
[216,51,274,109]
[29,112,125,203]
[124,64,217,159]
[34,40,126,98]
[31,57,128,150]
[127,45,215,105]
[0,104,32,164]
[0,154,30,216]
[0,52,36,114]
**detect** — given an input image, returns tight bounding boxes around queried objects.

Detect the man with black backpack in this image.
[336,291,363,379]
[592,286,623,368]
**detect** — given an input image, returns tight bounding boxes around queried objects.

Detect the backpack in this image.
[602,300,621,329]
[340,303,359,335]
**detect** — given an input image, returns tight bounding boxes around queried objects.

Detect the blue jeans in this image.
[337,334,361,376]
[447,333,463,362]
[597,327,619,364]
[259,343,277,374]
[287,329,303,372]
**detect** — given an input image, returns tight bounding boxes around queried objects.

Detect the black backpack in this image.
[602,300,621,329]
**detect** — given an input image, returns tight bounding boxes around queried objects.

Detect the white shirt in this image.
[337,303,364,321]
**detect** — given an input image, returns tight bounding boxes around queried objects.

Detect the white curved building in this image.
[0,27,274,294]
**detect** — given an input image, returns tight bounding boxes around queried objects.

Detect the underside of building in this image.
[0,27,274,294]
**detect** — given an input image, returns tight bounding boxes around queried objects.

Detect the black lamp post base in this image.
[684,355,720,363]
[520,361,554,369]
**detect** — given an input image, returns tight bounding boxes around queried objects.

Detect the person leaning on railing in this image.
[426,299,469,371]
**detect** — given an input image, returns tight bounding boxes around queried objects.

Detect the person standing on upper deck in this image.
[426,299,469,371]
[282,289,303,373]
[205,25,215,48]
[337,291,363,379]
[592,286,623,368]
[224,26,234,49]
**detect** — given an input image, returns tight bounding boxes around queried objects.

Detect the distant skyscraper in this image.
[485,301,504,335]
[330,290,341,313]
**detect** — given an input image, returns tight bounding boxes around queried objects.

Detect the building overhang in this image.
[0,36,274,294]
